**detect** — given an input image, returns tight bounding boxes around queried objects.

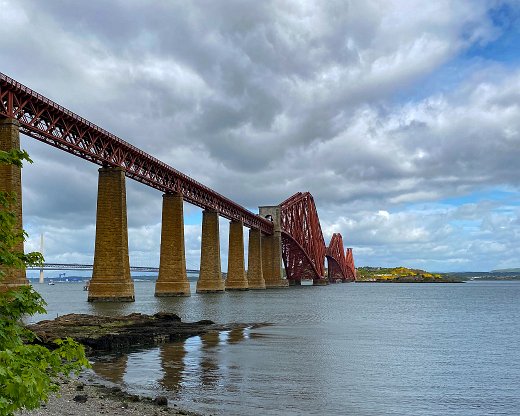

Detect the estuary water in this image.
[32,280,520,416]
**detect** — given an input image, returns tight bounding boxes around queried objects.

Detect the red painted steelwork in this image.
[326,233,349,282]
[0,73,273,234]
[280,192,326,281]
[345,248,356,281]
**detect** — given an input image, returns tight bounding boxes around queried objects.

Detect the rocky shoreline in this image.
[17,371,202,416]
[20,312,267,415]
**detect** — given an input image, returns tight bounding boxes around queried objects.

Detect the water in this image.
[32,281,520,415]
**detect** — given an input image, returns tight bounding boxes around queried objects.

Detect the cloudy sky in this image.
[2,0,520,272]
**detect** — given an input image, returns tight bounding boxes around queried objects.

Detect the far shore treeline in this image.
[27,268,520,284]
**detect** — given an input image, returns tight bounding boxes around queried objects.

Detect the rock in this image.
[76,383,85,391]
[28,312,261,354]
[73,394,88,403]
[153,396,168,406]
[28,313,218,353]
[153,312,181,321]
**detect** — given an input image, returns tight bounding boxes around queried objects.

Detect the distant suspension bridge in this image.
[27,263,200,274]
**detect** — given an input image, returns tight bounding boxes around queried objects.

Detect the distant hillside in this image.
[444,271,520,281]
[491,268,520,273]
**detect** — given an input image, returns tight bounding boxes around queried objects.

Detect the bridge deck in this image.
[0,72,273,234]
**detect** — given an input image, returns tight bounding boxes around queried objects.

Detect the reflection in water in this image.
[92,328,252,400]
[35,281,520,415]
[228,327,247,344]
[91,354,128,384]
[159,342,186,392]
[200,331,221,387]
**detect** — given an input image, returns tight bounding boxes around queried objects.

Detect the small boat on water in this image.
[48,280,55,286]
[83,280,90,291]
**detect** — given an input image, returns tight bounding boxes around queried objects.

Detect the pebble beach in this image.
[16,373,201,416]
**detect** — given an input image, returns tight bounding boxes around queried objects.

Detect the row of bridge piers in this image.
[0,117,289,300]
[90,166,287,300]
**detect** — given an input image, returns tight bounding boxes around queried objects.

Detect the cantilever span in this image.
[278,192,356,285]
[0,72,356,300]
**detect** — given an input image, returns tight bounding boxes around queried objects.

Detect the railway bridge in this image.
[0,72,355,301]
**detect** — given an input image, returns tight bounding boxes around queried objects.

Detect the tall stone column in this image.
[88,167,134,301]
[247,228,265,289]
[155,193,190,296]
[259,205,288,288]
[225,220,248,290]
[196,210,224,293]
[0,118,29,291]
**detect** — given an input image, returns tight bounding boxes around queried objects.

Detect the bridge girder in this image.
[0,72,273,234]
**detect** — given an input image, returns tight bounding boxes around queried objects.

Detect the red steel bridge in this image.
[0,72,355,295]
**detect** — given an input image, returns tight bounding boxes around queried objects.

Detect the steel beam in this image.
[0,73,273,234]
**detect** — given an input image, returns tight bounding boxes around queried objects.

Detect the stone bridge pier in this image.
[88,167,134,302]
[155,193,191,297]
[0,117,29,291]
[259,205,289,288]
[0,115,286,298]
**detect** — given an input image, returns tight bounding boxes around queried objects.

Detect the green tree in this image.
[0,149,89,416]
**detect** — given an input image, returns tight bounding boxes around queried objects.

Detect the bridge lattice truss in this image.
[326,234,356,282]
[0,73,272,234]
[326,233,348,281]
[345,248,356,281]
[280,192,326,281]
[280,192,356,282]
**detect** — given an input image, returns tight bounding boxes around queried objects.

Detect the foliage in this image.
[0,150,42,276]
[0,149,89,416]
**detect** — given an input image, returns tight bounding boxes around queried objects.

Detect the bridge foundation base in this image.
[87,281,135,302]
[155,281,191,297]
[313,278,329,286]
[197,210,224,293]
